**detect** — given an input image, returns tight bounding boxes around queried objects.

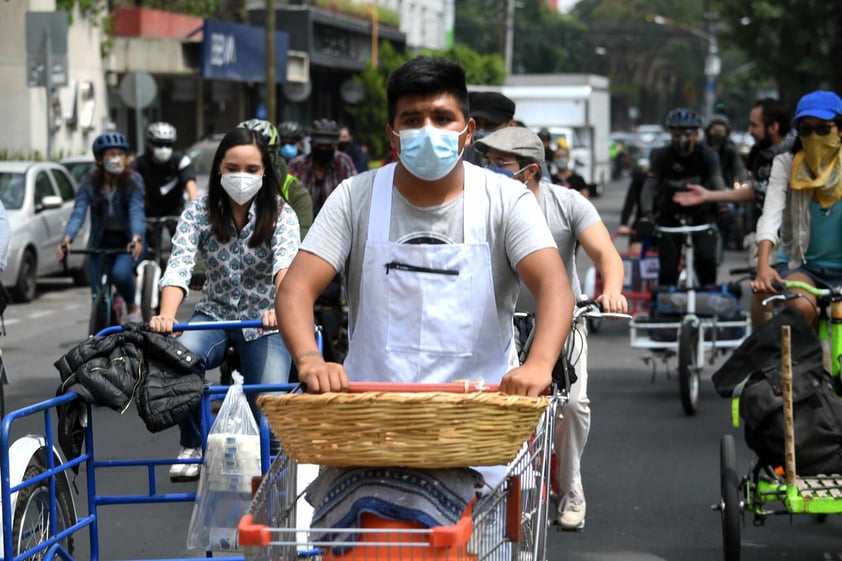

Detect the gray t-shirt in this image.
[517,181,601,312]
[301,162,557,347]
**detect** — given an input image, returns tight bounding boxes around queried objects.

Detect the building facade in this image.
[0,0,110,159]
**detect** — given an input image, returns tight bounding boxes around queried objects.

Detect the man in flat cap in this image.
[476,125,627,532]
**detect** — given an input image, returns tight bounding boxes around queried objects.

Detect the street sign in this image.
[118,72,158,109]
[25,11,69,87]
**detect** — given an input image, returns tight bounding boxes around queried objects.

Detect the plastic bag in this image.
[186,371,261,550]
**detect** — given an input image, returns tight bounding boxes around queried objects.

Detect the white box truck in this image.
[469,73,611,195]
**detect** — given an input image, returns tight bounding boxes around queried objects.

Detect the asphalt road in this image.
[2,177,840,560]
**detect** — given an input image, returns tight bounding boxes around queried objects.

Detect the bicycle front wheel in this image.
[678,316,700,416]
[89,291,109,336]
[12,461,76,558]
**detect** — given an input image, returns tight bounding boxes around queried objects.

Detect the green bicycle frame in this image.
[784,280,841,379]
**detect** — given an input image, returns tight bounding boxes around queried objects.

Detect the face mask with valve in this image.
[220,173,263,205]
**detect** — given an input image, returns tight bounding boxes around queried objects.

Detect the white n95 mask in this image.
[220,172,263,205]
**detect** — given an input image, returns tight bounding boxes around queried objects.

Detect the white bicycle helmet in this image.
[146,122,177,144]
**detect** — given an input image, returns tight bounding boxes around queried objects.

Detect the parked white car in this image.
[0,162,89,301]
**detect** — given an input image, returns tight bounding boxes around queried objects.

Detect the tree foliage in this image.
[716,0,842,108]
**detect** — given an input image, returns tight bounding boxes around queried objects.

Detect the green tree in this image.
[453,0,583,74]
[716,0,842,108]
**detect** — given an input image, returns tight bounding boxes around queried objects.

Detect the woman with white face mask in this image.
[57,131,146,322]
[149,127,300,481]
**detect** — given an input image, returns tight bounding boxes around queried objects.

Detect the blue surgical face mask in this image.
[280,144,298,160]
[486,164,531,184]
[485,165,513,177]
[393,124,468,181]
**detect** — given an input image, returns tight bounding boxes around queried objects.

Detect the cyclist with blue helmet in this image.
[638,108,727,287]
[56,131,146,322]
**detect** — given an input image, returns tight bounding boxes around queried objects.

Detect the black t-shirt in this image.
[133,152,197,217]
[745,142,780,228]
[552,172,588,193]
[649,142,721,218]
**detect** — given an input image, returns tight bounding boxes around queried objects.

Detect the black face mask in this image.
[337,141,350,152]
[312,147,334,165]
[707,132,726,147]
[673,139,693,157]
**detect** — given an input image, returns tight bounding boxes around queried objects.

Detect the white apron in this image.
[343,162,513,384]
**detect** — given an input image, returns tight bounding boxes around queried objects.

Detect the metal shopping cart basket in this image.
[238,387,560,561]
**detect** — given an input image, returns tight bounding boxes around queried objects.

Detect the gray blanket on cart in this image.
[305,466,482,548]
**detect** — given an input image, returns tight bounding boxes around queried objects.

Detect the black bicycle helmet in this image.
[92,132,130,157]
[308,119,340,144]
[278,120,305,143]
[665,108,702,129]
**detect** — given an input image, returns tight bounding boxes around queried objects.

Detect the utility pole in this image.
[265,0,276,123]
[504,0,515,75]
[703,10,720,123]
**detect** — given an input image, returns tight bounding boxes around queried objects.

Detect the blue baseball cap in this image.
[793,90,842,123]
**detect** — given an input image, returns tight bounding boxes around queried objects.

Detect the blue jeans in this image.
[176,312,291,448]
[88,232,136,303]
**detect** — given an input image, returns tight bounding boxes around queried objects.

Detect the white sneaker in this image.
[559,487,586,531]
[169,447,201,482]
[125,309,143,324]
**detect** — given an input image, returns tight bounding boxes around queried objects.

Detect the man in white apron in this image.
[277,55,573,399]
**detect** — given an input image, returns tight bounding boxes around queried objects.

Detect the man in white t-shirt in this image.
[277,56,574,398]
[476,126,627,531]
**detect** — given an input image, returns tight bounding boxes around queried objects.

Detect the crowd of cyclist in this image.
[621,90,842,331]
[46,75,842,530]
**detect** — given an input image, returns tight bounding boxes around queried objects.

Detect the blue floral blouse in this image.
[160,195,300,341]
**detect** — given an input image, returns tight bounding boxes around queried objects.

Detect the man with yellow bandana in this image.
[751,90,842,324]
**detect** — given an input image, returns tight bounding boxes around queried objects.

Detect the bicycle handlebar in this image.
[761,280,842,307]
[95,319,264,337]
[655,223,717,235]
[145,215,182,224]
[67,247,133,256]
[573,299,632,321]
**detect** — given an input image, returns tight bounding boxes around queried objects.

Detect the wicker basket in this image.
[257,391,550,469]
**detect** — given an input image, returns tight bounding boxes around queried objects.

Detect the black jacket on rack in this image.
[54,323,204,465]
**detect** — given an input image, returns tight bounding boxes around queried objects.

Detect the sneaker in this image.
[558,488,586,531]
[125,309,143,324]
[169,447,202,482]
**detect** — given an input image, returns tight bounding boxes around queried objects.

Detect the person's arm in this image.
[127,173,146,259]
[731,145,748,185]
[755,153,790,247]
[57,181,93,259]
[578,222,627,314]
[503,248,573,397]
[276,251,345,392]
[673,183,754,206]
[184,179,198,201]
[751,239,783,293]
[286,178,314,240]
[178,156,199,201]
[639,174,659,217]
[149,285,186,334]
[619,174,642,228]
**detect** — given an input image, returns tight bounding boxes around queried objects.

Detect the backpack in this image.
[712,307,842,475]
